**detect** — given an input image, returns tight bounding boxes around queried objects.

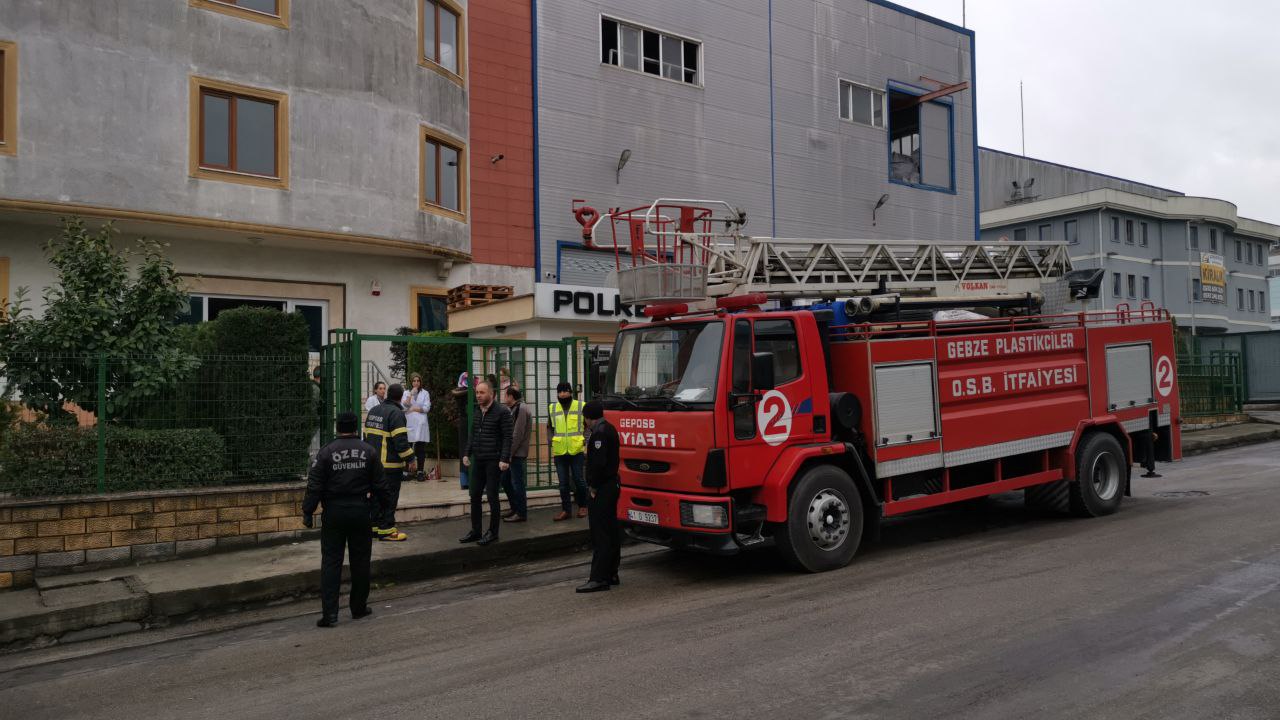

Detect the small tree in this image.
[0,219,196,423]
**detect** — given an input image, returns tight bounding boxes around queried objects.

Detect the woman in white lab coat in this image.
[405,373,431,481]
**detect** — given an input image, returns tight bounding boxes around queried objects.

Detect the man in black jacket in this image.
[304,412,391,627]
[577,400,622,593]
[460,379,512,546]
[364,384,416,542]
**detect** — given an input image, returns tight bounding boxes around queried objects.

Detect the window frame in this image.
[1189,225,1199,249]
[419,0,466,84]
[1065,219,1079,245]
[1140,221,1149,247]
[189,76,289,189]
[1127,274,1136,299]
[1192,278,1201,302]
[600,15,702,87]
[1125,219,1134,245]
[190,0,289,28]
[409,285,449,331]
[1142,275,1150,300]
[0,41,16,157]
[1249,289,1256,312]
[182,292,328,352]
[753,318,803,387]
[1238,287,1245,310]
[1013,228,1026,242]
[1113,272,1122,299]
[1210,228,1219,252]
[1038,223,1052,242]
[420,124,467,221]
[838,79,886,128]
[886,82,955,194]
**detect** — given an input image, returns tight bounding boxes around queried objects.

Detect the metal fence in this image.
[1175,348,1244,420]
[322,332,591,491]
[0,352,317,498]
[1190,330,1280,403]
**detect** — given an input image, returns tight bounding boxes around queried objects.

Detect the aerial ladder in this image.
[584,199,1086,322]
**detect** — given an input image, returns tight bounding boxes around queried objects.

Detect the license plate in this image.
[627,509,660,525]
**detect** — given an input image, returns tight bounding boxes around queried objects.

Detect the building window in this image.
[1127,274,1136,298]
[1249,290,1256,312]
[1113,272,1122,299]
[1125,219,1134,245]
[839,80,884,127]
[179,294,327,352]
[1111,217,1120,243]
[1190,225,1199,249]
[888,88,953,191]
[1142,276,1150,300]
[1140,222,1149,247]
[1013,228,1026,242]
[1238,287,1245,310]
[1210,228,1219,252]
[420,125,466,219]
[601,17,700,85]
[0,41,15,156]
[1038,224,1052,241]
[1065,219,1078,245]
[189,77,288,188]
[420,0,464,80]
[190,0,289,28]
[1235,239,1243,263]
[1192,279,1201,301]
[1261,291,1267,313]
[410,287,448,331]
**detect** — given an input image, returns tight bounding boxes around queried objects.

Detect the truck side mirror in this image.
[751,352,776,391]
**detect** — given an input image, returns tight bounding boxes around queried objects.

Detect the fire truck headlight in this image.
[680,502,729,529]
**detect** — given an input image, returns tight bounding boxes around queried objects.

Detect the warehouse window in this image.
[421,125,466,218]
[888,88,953,191]
[601,17,700,85]
[1038,224,1052,241]
[1113,272,1122,298]
[1189,225,1199,249]
[839,80,884,127]
[0,41,16,156]
[1013,228,1026,242]
[1125,219,1134,245]
[190,77,288,188]
[1111,217,1120,243]
[1140,222,1149,247]
[420,0,464,79]
[1065,219,1078,245]
[1142,276,1150,300]
[191,0,289,27]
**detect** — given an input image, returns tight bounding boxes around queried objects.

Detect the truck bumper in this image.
[618,485,739,555]
[624,523,740,555]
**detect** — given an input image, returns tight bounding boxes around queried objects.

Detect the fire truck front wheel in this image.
[1070,432,1126,517]
[775,465,864,573]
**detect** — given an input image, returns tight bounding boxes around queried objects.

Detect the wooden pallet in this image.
[447,284,513,310]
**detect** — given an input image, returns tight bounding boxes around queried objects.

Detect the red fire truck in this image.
[590,200,1181,572]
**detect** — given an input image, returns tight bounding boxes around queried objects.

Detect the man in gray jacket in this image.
[501,386,532,523]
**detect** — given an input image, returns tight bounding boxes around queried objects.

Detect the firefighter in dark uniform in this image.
[363,383,416,542]
[577,400,622,593]
[303,412,391,627]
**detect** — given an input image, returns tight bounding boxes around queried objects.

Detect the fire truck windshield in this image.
[604,321,724,410]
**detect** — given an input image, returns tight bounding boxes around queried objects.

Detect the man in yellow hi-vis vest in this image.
[549,381,588,521]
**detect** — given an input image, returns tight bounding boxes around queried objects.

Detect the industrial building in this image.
[980,148,1279,334]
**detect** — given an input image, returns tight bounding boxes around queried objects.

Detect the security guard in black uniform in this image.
[577,400,622,593]
[364,383,416,541]
[303,412,391,627]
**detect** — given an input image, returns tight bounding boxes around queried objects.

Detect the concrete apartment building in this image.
[980,149,1279,335]
[452,0,980,342]
[0,0,537,357]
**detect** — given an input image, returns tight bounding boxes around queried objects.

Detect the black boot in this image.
[351,606,373,620]
[316,615,338,628]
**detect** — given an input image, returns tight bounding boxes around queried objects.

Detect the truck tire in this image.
[1069,432,1126,518]
[775,465,863,573]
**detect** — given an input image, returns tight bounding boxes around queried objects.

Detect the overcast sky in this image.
[901,0,1280,225]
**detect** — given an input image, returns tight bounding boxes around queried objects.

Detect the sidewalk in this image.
[1,505,591,649]
[4,422,1278,650]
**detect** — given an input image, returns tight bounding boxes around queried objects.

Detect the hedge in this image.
[0,424,229,497]
[407,332,467,460]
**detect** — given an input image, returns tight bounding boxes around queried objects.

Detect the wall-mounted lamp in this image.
[872,193,890,226]
[616,149,632,184]
[370,280,382,297]
[495,324,507,334]
[490,154,505,164]
[437,260,453,281]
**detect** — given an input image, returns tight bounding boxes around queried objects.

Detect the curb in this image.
[1181,427,1280,456]
[2,527,590,649]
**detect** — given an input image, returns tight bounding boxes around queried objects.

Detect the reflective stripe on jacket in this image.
[364,401,414,470]
[548,399,585,456]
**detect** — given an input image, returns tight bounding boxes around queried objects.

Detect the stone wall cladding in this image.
[0,484,313,589]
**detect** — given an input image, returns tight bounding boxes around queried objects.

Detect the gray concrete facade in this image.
[538,0,977,283]
[980,154,1279,334]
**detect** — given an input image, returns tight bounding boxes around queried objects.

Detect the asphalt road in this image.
[4,442,1280,720]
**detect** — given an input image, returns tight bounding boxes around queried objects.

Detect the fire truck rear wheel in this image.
[775,465,863,573]
[1070,432,1126,517]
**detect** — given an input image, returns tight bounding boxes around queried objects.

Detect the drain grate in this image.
[1153,490,1211,498]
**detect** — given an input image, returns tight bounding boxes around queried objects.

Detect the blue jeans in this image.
[501,457,528,518]
[554,453,587,512]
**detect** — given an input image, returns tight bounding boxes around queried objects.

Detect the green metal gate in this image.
[321,332,591,490]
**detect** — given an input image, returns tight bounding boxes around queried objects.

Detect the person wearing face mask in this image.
[548,381,588,521]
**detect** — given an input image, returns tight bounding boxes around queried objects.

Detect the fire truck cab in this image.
[592,200,1181,573]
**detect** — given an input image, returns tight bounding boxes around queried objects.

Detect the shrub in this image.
[0,424,229,497]
[406,332,467,460]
